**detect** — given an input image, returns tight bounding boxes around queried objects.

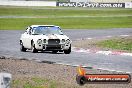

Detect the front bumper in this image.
[35,44,70,51]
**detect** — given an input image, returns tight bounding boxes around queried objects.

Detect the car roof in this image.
[30,25,60,28]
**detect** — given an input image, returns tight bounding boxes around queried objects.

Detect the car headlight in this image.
[62,39,65,43]
[43,39,47,44]
[66,39,70,44]
[37,39,42,45]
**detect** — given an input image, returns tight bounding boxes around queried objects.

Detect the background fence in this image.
[0,0,132,3]
[0,0,131,8]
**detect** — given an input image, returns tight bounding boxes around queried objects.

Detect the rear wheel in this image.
[20,41,26,52]
[31,41,38,53]
[64,45,71,54]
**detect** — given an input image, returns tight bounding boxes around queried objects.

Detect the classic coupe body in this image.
[20,25,71,54]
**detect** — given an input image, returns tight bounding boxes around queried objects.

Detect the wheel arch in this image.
[31,39,33,45]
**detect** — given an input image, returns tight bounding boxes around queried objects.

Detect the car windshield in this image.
[32,26,63,35]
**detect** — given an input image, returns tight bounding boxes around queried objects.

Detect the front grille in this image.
[48,39,60,45]
[46,45,61,50]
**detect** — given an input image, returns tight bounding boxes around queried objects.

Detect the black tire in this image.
[64,44,71,54]
[76,75,86,85]
[52,50,58,54]
[20,41,26,52]
[31,41,38,53]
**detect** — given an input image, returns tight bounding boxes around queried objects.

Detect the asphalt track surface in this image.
[0,28,132,73]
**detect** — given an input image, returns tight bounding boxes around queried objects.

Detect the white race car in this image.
[20,25,71,54]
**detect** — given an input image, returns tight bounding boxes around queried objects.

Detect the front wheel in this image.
[20,41,26,52]
[64,45,71,54]
[31,41,38,53]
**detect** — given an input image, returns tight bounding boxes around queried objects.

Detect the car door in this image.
[22,27,32,49]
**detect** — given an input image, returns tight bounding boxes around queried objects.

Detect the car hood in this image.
[32,34,69,40]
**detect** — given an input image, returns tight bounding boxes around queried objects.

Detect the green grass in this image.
[12,77,58,88]
[0,6,132,29]
[97,37,132,52]
[0,16,131,30]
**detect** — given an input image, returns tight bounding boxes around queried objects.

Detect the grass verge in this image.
[97,37,132,52]
[73,36,132,52]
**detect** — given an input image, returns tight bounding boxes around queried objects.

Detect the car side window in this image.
[29,28,32,35]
